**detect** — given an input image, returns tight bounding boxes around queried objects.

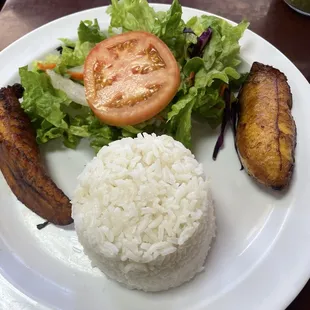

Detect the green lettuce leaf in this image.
[183,57,204,76]
[19,65,120,151]
[56,41,94,74]
[107,0,158,34]
[154,0,183,37]
[78,19,106,43]
[59,38,76,48]
[32,54,60,73]
[194,87,225,129]
[19,66,68,129]
[35,19,104,75]
[107,0,186,61]
[175,100,195,149]
[20,0,249,152]
[154,0,186,61]
[170,15,249,135]
[167,87,197,121]
[37,126,64,144]
[88,117,119,153]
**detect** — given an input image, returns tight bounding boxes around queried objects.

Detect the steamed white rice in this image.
[72,133,216,291]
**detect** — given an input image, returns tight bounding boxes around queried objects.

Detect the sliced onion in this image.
[66,65,84,73]
[46,69,88,106]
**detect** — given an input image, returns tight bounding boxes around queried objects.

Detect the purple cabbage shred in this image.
[212,86,244,170]
[212,87,231,160]
[183,27,213,58]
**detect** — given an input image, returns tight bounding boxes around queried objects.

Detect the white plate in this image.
[0,4,310,310]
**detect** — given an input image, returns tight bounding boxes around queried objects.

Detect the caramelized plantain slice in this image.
[0,84,73,225]
[236,62,296,190]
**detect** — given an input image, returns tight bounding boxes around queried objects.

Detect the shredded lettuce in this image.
[19,66,118,150]
[107,0,158,34]
[19,0,249,151]
[78,19,106,43]
[104,0,248,148]
[107,0,186,61]
[56,41,94,75]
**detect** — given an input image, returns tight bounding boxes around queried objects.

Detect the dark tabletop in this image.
[0,0,309,308]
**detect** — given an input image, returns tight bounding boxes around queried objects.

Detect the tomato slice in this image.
[84,31,180,126]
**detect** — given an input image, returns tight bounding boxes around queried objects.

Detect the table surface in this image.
[0,0,309,308]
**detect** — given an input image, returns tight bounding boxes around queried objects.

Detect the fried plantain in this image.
[236,62,296,190]
[0,84,73,225]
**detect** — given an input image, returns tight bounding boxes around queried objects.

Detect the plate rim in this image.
[0,3,310,310]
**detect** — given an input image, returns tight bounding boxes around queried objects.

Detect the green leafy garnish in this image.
[78,19,106,43]
[19,66,118,149]
[19,0,249,152]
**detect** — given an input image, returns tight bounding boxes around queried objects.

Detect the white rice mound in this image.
[72,133,216,292]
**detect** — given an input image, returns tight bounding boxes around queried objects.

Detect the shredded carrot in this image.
[67,71,84,81]
[37,62,84,80]
[189,71,195,80]
[37,62,57,70]
[186,71,195,87]
[219,83,228,97]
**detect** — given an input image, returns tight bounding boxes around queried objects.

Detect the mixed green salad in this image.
[19,0,249,152]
